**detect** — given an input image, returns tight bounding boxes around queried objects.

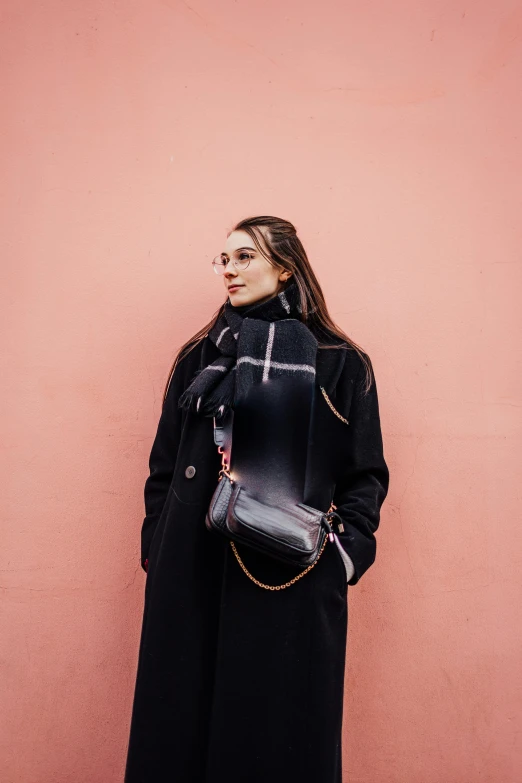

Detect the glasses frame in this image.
[212,252,254,275]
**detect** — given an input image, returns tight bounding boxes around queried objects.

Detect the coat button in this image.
[185,465,196,479]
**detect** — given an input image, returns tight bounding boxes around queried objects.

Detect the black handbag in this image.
[205,414,344,591]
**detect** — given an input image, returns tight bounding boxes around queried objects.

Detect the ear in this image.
[279,270,293,281]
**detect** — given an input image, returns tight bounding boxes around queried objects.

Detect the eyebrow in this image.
[220,246,256,257]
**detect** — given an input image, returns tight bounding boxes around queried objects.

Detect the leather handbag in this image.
[205,415,344,591]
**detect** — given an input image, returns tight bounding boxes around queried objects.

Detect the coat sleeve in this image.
[332,354,390,586]
[140,355,189,572]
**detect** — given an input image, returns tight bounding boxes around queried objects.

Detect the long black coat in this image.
[124,335,389,783]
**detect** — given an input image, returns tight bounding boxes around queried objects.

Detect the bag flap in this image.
[227,486,324,554]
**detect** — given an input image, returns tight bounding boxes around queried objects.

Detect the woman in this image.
[124,216,389,783]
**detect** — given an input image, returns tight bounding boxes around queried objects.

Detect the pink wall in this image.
[2,1,521,780]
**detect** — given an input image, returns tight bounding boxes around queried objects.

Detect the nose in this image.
[224,261,238,278]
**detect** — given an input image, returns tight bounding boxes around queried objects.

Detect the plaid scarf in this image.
[178,280,319,418]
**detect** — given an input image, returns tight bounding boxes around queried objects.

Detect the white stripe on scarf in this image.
[262,322,275,381]
[237,356,315,374]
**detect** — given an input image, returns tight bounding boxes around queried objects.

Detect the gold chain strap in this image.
[217,436,339,591]
[319,386,349,425]
[229,534,329,590]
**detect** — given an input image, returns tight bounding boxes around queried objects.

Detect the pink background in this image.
[2,1,521,781]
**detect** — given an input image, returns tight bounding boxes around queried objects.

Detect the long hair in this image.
[161,215,373,404]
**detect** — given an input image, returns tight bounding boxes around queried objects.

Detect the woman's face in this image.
[219,230,292,307]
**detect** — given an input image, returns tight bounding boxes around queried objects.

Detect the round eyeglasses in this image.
[212,250,255,275]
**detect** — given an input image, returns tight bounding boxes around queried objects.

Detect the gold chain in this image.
[319,386,349,425]
[230,534,329,590]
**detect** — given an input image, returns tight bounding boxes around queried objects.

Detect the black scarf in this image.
[178,280,347,418]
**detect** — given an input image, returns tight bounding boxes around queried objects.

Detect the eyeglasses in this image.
[212,249,255,275]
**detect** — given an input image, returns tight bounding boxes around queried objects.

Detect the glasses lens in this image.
[212,256,226,274]
[235,254,252,270]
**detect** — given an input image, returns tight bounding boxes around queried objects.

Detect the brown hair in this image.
[161,215,373,404]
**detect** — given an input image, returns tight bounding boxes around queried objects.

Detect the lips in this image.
[228,284,244,291]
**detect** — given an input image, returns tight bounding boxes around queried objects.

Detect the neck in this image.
[228,288,283,314]
[230,281,295,310]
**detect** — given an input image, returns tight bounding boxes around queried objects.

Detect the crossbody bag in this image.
[205,412,345,591]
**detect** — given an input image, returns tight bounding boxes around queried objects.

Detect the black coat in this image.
[124,335,389,783]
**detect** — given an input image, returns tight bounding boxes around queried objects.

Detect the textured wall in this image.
[1,1,521,781]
